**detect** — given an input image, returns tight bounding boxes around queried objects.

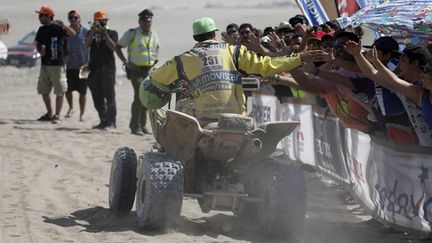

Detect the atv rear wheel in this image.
[109,147,137,216]
[242,160,306,238]
[136,152,184,230]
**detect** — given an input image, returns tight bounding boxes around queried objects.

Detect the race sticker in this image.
[200,50,223,72]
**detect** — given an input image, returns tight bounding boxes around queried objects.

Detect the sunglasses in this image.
[68,16,79,20]
[239,30,252,36]
[38,14,48,18]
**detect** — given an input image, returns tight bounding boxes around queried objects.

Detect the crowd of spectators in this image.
[221,15,432,147]
[34,5,432,146]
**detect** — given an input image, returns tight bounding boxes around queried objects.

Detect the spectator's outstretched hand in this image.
[244,32,261,51]
[369,46,381,66]
[268,32,286,51]
[344,40,362,56]
[322,49,335,63]
[302,62,318,74]
[300,50,327,63]
[221,32,237,45]
[293,23,312,37]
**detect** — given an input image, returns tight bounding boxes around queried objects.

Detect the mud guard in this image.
[250,122,299,162]
[160,110,203,162]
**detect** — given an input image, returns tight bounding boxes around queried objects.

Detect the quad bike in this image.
[109,110,306,237]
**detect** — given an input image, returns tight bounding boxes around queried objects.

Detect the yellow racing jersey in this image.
[147,40,302,121]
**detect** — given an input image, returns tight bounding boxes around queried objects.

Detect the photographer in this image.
[115,9,160,135]
[85,10,119,130]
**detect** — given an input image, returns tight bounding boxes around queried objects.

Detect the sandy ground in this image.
[0,67,420,243]
[0,1,426,243]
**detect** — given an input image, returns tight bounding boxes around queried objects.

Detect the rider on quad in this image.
[109,17,322,236]
[139,17,326,141]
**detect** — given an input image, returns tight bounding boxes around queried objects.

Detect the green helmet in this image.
[139,78,171,109]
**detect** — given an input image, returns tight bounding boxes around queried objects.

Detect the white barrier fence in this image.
[248,94,432,236]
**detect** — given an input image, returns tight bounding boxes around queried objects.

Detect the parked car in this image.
[0,39,7,64]
[6,31,40,67]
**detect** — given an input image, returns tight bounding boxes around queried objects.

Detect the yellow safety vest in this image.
[128,30,158,67]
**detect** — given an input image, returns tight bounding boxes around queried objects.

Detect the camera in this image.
[95,20,107,27]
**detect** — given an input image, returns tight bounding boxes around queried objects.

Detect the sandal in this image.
[65,109,75,118]
[37,113,53,121]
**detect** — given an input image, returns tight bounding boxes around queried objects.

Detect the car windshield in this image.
[18,31,36,45]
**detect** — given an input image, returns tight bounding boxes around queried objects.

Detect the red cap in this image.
[36,6,54,17]
[94,10,108,20]
[310,30,327,41]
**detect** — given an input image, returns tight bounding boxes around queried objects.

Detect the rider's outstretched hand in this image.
[300,50,328,63]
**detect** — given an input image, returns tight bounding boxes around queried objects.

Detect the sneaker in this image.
[37,113,53,121]
[92,122,106,129]
[141,127,152,134]
[152,142,166,153]
[131,128,144,136]
[52,115,61,124]
[104,123,116,131]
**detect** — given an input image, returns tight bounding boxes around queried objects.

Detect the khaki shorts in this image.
[37,65,67,96]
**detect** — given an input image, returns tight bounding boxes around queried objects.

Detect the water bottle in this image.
[51,37,58,60]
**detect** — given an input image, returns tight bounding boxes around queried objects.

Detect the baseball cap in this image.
[277,21,293,32]
[192,17,218,36]
[138,9,153,21]
[363,36,399,55]
[289,14,309,26]
[334,30,360,42]
[36,6,54,17]
[395,45,432,69]
[94,9,108,20]
[310,30,327,41]
[321,33,335,42]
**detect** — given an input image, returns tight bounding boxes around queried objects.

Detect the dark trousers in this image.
[130,76,148,131]
[87,71,117,126]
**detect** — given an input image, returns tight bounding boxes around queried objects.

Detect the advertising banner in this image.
[313,113,350,184]
[281,103,315,166]
[248,94,279,127]
[295,0,331,26]
[337,0,360,17]
[368,139,432,235]
[344,128,375,209]
[338,0,432,45]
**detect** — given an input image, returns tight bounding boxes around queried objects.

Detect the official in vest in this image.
[115,9,160,135]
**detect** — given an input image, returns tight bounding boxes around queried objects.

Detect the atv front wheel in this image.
[136,152,184,230]
[109,147,137,216]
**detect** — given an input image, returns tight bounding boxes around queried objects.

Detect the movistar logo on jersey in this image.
[190,71,242,90]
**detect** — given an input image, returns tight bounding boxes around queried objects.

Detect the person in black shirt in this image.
[35,5,75,123]
[85,10,118,130]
